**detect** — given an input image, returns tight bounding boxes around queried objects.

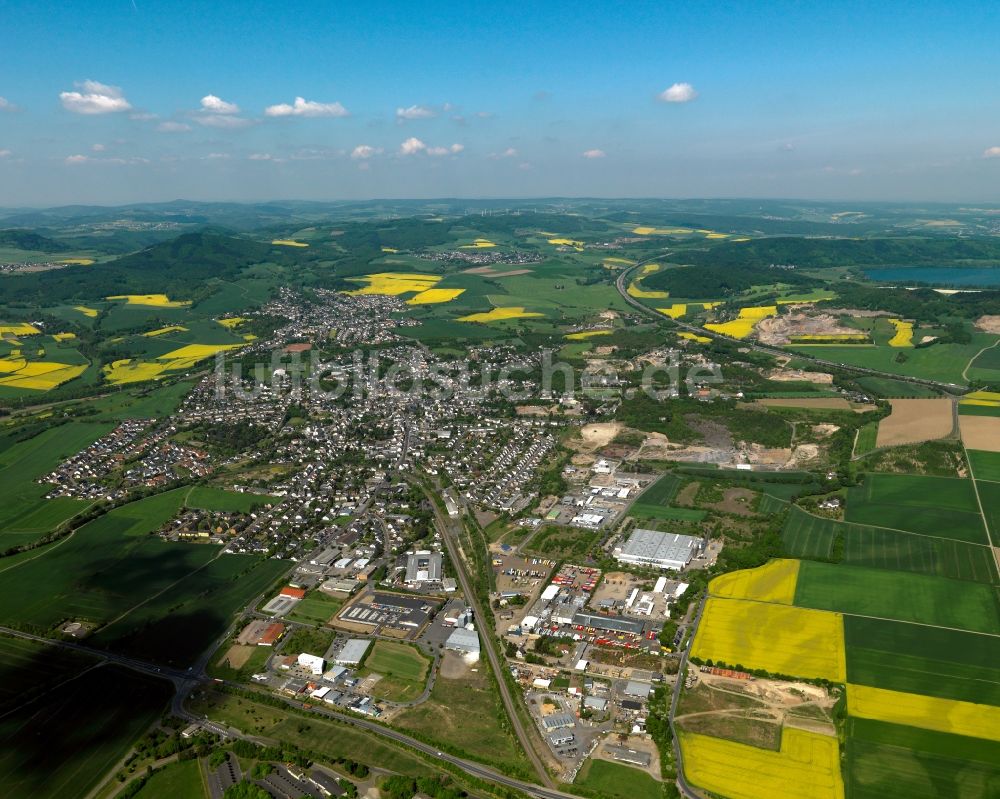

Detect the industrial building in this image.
[404,551,443,585]
[445,627,481,658]
[613,528,704,570]
[334,638,371,666]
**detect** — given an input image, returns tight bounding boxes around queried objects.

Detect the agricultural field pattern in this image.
[1,197,999,799]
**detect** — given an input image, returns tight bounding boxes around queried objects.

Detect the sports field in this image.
[847,684,1000,742]
[680,727,844,799]
[131,759,205,799]
[692,597,846,681]
[845,616,1000,706]
[183,485,275,513]
[708,558,800,604]
[288,592,344,625]
[0,665,171,799]
[845,717,1000,799]
[793,560,1000,634]
[845,473,988,544]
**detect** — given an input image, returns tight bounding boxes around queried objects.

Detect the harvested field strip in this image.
[709,558,800,604]
[960,417,1000,453]
[847,684,1000,742]
[845,717,1000,799]
[845,616,1000,706]
[680,727,844,799]
[876,398,953,447]
[793,560,1000,634]
[692,597,846,682]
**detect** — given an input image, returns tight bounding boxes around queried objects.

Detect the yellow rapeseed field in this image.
[458,307,544,323]
[627,283,669,299]
[459,239,497,249]
[271,239,309,247]
[216,317,246,329]
[632,226,693,235]
[405,288,466,305]
[142,325,188,337]
[705,305,777,339]
[52,332,76,342]
[381,247,399,253]
[74,305,99,318]
[960,390,1000,407]
[658,304,688,319]
[0,359,88,391]
[887,318,914,347]
[106,294,192,308]
[680,728,844,799]
[57,258,95,265]
[679,332,711,343]
[565,330,612,340]
[709,559,800,604]
[847,684,1000,742]
[0,323,41,336]
[345,272,441,297]
[603,257,634,265]
[692,597,846,682]
[795,334,869,342]
[103,359,167,384]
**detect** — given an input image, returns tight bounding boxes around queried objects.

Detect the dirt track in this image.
[877,398,954,447]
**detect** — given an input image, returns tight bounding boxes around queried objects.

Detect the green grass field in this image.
[525,525,603,560]
[573,758,661,799]
[0,422,113,544]
[846,473,988,544]
[781,507,840,560]
[854,376,941,399]
[189,689,436,777]
[845,616,1000,706]
[361,641,430,702]
[0,635,100,713]
[392,658,533,776]
[794,560,1000,634]
[287,592,344,625]
[854,422,879,457]
[959,402,1000,417]
[0,665,171,799]
[977,481,1000,543]
[182,485,276,513]
[969,449,1000,482]
[133,759,206,799]
[845,717,1000,799]
[0,489,287,665]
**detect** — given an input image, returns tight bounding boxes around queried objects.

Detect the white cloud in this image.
[200,94,239,114]
[582,149,606,159]
[475,111,494,119]
[351,144,382,160]
[248,153,281,161]
[265,96,349,118]
[91,143,106,152]
[496,147,518,159]
[202,152,230,160]
[60,80,131,114]
[399,137,427,155]
[196,114,252,129]
[984,146,1000,159]
[396,105,436,120]
[65,154,89,164]
[658,82,698,103]
[130,112,158,121]
[518,162,532,171]
[0,149,11,158]
[157,121,192,133]
[0,97,15,112]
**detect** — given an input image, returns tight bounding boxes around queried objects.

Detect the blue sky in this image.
[1,0,999,205]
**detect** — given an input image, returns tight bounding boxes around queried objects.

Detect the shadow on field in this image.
[0,644,172,799]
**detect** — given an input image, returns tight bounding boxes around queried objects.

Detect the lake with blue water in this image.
[863,266,1000,287]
